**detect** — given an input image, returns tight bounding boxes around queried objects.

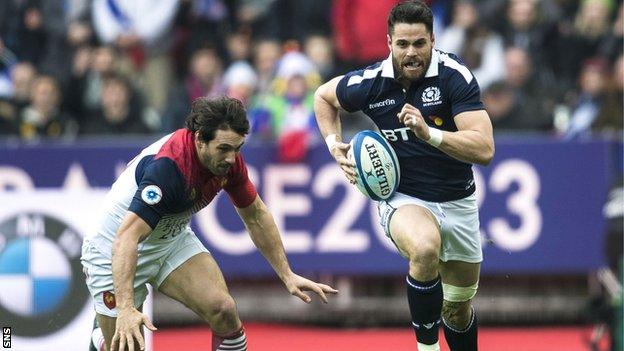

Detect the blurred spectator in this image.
[0,97,17,135]
[486,46,556,131]
[225,28,253,63]
[332,0,397,68]
[223,61,258,107]
[598,2,623,62]
[64,45,120,130]
[0,0,46,65]
[437,0,505,90]
[491,0,558,76]
[304,35,339,82]
[18,75,76,140]
[482,81,517,131]
[180,0,230,58]
[573,0,613,40]
[10,62,36,110]
[162,46,224,132]
[591,55,623,135]
[281,0,332,42]
[81,74,151,135]
[0,0,91,84]
[249,51,320,162]
[252,39,282,94]
[235,0,281,40]
[0,62,36,136]
[0,38,18,98]
[91,0,179,113]
[554,0,616,91]
[563,58,615,139]
[23,0,93,86]
[0,0,616,143]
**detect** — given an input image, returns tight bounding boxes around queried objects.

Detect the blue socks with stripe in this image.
[443,307,478,351]
[406,274,443,346]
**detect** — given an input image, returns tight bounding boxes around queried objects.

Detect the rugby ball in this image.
[347,130,400,201]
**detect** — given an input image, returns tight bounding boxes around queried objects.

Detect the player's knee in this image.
[441,282,478,329]
[407,242,439,268]
[205,295,239,328]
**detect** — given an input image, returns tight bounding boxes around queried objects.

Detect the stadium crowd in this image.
[0,0,621,150]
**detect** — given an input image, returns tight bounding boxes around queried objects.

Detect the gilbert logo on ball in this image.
[348,130,400,201]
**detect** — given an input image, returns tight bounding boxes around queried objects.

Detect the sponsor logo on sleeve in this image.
[141,185,162,205]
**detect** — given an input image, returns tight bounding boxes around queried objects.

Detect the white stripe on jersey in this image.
[347,64,384,86]
[439,52,473,83]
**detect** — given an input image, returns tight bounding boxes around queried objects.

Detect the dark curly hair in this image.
[185,96,250,142]
[388,1,433,36]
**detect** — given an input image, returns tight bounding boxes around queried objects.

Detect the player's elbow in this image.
[313,84,329,105]
[112,230,139,255]
[478,143,495,166]
[314,79,341,110]
[112,235,123,257]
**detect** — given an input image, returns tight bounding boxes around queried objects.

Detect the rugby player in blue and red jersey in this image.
[82,97,337,351]
[314,1,494,350]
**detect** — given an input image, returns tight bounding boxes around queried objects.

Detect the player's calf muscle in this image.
[442,300,471,329]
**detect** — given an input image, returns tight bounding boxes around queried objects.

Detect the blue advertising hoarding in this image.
[0,137,616,275]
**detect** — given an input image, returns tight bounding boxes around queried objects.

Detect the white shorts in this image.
[377,192,483,263]
[81,229,209,317]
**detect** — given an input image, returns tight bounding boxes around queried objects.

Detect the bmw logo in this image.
[0,213,88,336]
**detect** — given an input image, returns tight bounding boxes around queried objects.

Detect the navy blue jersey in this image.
[127,129,257,229]
[336,49,485,202]
[84,129,257,257]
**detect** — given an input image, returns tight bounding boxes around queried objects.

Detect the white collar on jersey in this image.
[381,49,440,79]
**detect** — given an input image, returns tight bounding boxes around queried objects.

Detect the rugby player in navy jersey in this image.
[81,97,337,351]
[314,1,494,350]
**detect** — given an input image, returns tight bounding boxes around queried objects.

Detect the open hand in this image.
[283,273,338,304]
[111,308,157,351]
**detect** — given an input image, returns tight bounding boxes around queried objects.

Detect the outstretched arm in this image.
[236,196,338,303]
[111,212,157,351]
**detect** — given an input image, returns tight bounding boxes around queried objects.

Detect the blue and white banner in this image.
[0,191,153,350]
[0,138,616,278]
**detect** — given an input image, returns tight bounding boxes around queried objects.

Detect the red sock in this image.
[212,326,247,351]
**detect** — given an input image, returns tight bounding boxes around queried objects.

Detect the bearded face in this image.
[388,23,434,85]
[195,129,245,176]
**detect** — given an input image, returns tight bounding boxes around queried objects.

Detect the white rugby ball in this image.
[347,130,400,201]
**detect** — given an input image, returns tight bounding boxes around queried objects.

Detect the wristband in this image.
[325,134,339,150]
[426,127,443,147]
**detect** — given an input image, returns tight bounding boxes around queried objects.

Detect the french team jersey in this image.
[336,49,485,202]
[84,129,257,257]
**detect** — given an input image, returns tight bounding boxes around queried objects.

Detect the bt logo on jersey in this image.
[380,127,411,141]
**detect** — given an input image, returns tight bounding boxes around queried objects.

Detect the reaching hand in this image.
[329,141,357,184]
[111,308,157,351]
[283,273,338,304]
[397,103,430,141]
